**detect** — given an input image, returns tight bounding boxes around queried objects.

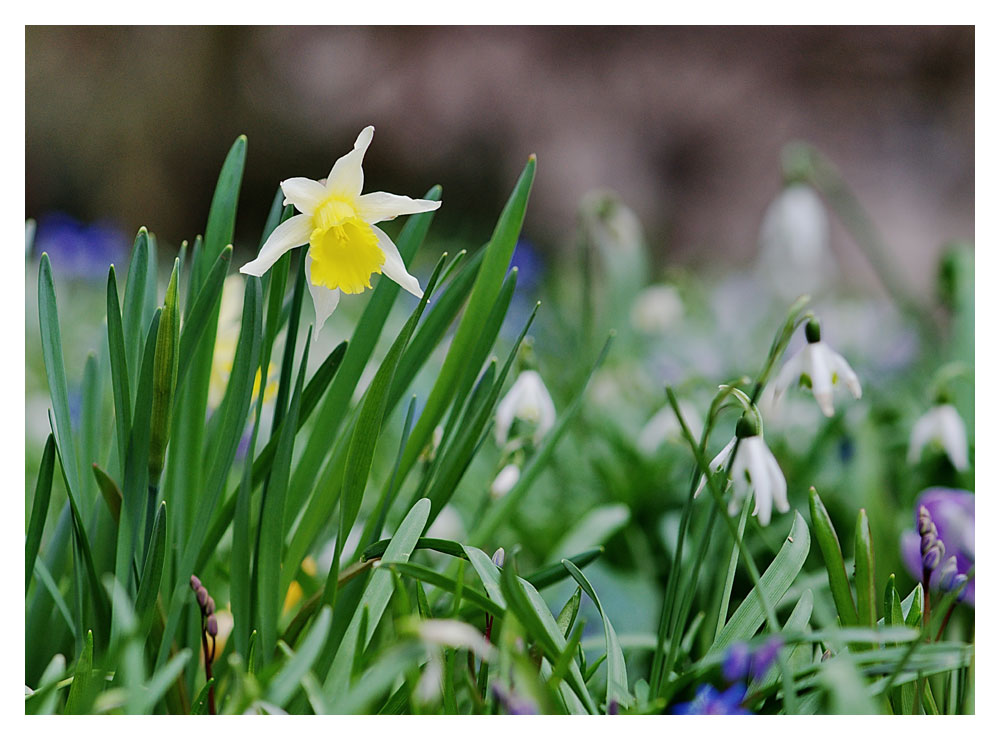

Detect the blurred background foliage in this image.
[26,26,972,286]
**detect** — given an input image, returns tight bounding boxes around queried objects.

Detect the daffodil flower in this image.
[908,403,969,471]
[240,126,441,338]
[696,416,788,526]
[772,319,861,417]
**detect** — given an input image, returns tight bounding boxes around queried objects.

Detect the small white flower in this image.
[908,404,969,471]
[630,284,684,334]
[773,320,861,417]
[412,619,495,705]
[416,619,495,660]
[696,420,788,527]
[756,184,836,299]
[240,126,441,339]
[638,400,703,455]
[495,370,556,445]
[490,463,521,499]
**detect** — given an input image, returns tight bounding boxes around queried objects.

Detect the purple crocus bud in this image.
[206,615,218,637]
[750,636,783,680]
[196,586,208,609]
[902,489,975,605]
[922,546,942,572]
[917,506,936,537]
[938,556,959,591]
[492,547,506,568]
[206,596,216,616]
[190,574,202,591]
[721,643,751,683]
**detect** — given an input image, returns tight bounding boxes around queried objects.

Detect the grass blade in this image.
[709,511,811,652]
[809,486,859,626]
[26,434,55,593]
[561,558,630,710]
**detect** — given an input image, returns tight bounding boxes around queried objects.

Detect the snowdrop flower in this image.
[907,403,969,471]
[696,415,788,526]
[756,183,835,299]
[412,619,495,705]
[240,126,441,339]
[490,463,521,499]
[638,399,702,455]
[630,283,684,334]
[772,319,861,417]
[495,370,556,445]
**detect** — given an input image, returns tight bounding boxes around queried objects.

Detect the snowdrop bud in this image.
[206,615,218,637]
[490,464,521,499]
[492,548,506,568]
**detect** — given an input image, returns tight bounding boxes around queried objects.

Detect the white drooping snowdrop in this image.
[696,415,788,527]
[908,403,969,471]
[756,183,836,299]
[240,126,441,339]
[772,319,862,417]
[495,370,556,446]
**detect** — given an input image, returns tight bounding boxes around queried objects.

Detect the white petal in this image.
[495,387,518,446]
[907,410,937,463]
[357,191,441,224]
[418,619,495,660]
[372,225,423,299]
[490,463,521,498]
[764,447,789,514]
[280,177,327,215]
[937,405,969,471]
[695,437,737,498]
[829,349,862,400]
[808,344,835,417]
[306,253,341,340]
[327,125,374,197]
[773,347,805,400]
[240,214,312,277]
[745,438,774,526]
[526,372,557,442]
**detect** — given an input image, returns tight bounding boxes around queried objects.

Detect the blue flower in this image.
[672,683,748,715]
[722,636,784,683]
[33,212,128,279]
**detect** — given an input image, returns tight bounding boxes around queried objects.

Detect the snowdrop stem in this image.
[666,386,799,715]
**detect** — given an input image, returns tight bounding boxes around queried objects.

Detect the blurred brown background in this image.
[25,26,974,288]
